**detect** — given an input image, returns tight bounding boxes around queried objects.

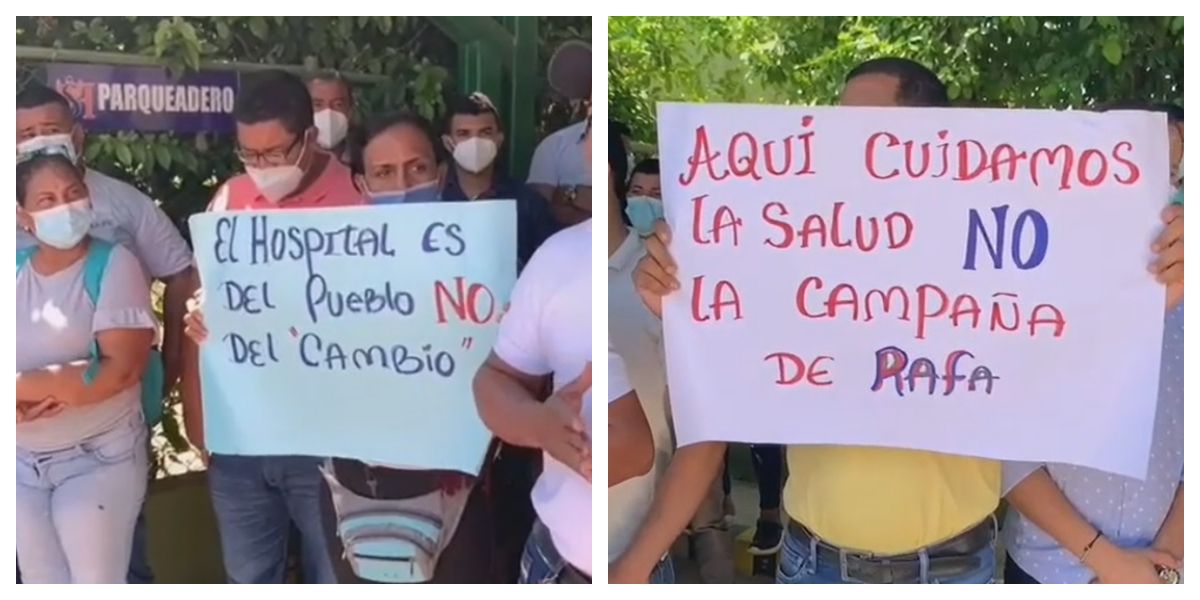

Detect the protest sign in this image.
[189,202,515,474]
[657,103,1167,478]
[46,63,238,133]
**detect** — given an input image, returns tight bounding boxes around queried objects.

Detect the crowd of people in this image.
[606,57,1184,585]
[15,55,606,583]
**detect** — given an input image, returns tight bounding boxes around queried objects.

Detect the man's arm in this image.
[609,390,653,487]
[611,440,726,582]
[179,322,205,451]
[160,267,196,395]
[473,352,551,449]
[1153,484,1183,561]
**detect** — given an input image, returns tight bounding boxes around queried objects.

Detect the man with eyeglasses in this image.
[181,69,362,584]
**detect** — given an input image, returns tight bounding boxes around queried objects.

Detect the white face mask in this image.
[17,133,78,164]
[245,138,308,203]
[32,198,93,249]
[315,109,350,150]
[451,137,498,174]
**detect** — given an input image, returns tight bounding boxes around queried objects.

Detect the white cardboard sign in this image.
[657,103,1167,479]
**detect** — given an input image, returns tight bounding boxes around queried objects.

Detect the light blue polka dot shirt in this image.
[1001,305,1184,583]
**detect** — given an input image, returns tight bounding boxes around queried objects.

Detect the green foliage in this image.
[610,16,1183,143]
[17,16,587,226]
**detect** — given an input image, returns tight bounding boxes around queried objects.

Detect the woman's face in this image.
[361,124,439,193]
[18,162,89,228]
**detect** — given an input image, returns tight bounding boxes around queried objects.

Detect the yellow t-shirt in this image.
[783,445,1000,555]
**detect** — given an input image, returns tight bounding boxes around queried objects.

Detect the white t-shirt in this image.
[493,219,593,574]
[526,120,592,188]
[17,169,193,280]
[607,230,674,561]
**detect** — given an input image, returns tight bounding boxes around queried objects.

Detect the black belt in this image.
[556,562,591,584]
[787,518,994,584]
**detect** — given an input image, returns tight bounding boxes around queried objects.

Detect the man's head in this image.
[444,93,504,174]
[841,57,950,108]
[355,111,440,202]
[628,159,661,200]
[306,71,354,151]
[16,83,85,164]
[233,70,318,201]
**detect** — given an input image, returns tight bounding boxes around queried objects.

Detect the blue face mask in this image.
[367,180,441,205]
[32,198,93,249]
[624,195,663,235]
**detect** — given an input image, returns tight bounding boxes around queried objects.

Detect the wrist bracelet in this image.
[1080,531,1103,563]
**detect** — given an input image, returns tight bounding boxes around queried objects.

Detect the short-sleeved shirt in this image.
[441,168,561,270]
[526,120,591,189]
[209,154,364,212]
[608,230,673,561]
[1001,305,1184,583]
[16,243,156,450]
[16,169,193,280]
[492,220,592,574]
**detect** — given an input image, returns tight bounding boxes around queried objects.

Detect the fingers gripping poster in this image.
[189,202,515,474]
[657,103,1167,478]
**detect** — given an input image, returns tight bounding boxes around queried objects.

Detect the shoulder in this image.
[209,174,255,212]
[517,219,588,285]
[540,120,586,148]
[86,169,155,208]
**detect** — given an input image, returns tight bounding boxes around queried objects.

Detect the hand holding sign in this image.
[632,220,678,319]
[1152,205,1184,311]
[184,290,209,344]
[537,362,592,481]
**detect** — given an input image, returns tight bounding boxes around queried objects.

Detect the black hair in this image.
[16,83,75,121]
[609,119,629,200]
[350,111,441,177]
[444,93,503,133]
[305,70,354,101]
[609,120,630,224]
[1156,103,1184,124]
[234,70,314,135]
[16,153,81,206]
[845,57,950,108]
[1099,101,1185,124]
[631,158,660,178]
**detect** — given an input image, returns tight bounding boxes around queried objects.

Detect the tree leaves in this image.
[1102,37,1123,65]
[610,16,1182,142]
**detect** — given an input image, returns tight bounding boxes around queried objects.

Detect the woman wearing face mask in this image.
[14,153,156,583]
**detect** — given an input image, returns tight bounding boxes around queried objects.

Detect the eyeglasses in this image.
[235,135,303,166]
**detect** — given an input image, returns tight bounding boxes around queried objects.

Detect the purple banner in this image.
[44,63,239,133]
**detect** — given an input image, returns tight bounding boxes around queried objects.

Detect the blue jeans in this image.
[17,444,154,584]
[15,413,149,583]
[207,454,335,584]
[776,526,996,584]
[519,520,674,584]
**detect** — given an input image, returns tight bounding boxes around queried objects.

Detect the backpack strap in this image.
[15,246,36,274]
[81,240,115,383]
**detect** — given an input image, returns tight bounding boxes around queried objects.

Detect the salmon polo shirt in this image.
[209,153,365,212]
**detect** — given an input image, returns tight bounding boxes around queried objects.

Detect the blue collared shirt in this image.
[1001,305,1184,583]
[441,167,561,272]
